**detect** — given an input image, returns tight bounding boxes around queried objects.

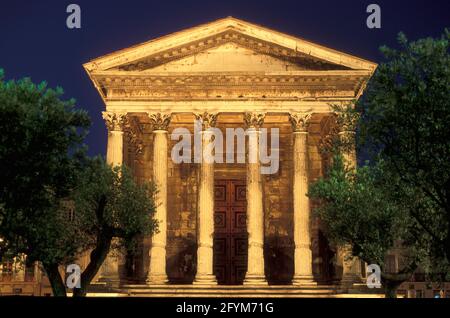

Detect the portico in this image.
[84,17,376,289]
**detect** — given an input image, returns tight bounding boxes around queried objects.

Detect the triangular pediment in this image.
[123,42,347,73]
[84,17,377,73]
[105,32,350,72]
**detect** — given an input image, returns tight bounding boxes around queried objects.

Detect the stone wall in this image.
[166,123,198,283]
[125,115,335,284]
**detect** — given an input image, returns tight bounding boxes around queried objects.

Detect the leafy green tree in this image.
[310,30,450,297]
[0,70,157,296]
[359,30,450,263]
[0,69,90,295]
[70,158,157,297]
[309,155,424,297]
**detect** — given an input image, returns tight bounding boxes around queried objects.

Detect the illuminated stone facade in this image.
[83,17,377,289]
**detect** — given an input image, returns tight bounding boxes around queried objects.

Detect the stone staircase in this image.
[118,284,339,298]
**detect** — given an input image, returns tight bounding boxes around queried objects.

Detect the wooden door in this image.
[213,180,247,285]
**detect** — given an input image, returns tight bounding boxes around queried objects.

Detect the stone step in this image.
[122,284,336,290]
[127,293,337,298]
[88,284,384,298]
[120,284,338,297]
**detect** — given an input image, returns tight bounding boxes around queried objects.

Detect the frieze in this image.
[98,74,366,88]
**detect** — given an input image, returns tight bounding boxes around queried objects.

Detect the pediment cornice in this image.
[84,17,377,106]
[106,30,350,72]
[83,17,377,73]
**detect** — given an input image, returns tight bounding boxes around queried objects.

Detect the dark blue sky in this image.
[0,0,448,156]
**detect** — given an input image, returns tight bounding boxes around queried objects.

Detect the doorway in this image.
[213,180,248,285]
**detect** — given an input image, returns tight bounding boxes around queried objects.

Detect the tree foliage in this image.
[0,70,90,266]
[70,158,157,297]
[0,70,157,296]
[309,30,450,297]
[358,30,450,266]
[309,154,427,297]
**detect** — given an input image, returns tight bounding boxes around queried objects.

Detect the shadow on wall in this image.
[166,234,197,284]
[264,235,294,285]
[118,234,149,283]
[316,229,340,284]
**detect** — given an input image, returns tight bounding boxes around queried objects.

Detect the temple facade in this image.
[83,17,377,290]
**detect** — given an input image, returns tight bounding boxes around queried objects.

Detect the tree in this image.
[309,154,425,298]
[0,70,157,296]
[70,158,157,297]
[309,30,450,297]
[359,30,450,263]
[0,69,90,296]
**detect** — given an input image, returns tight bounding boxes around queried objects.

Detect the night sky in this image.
[0,0,448,157]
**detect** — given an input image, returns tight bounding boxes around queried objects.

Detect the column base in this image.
[193,274,217,285]
[292,275,317,286]
[146,273,168,285]
[243,274,268,286]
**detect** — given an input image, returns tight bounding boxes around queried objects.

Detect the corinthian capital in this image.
[289,112,312,132]
[194,112,218,129]
[102,111,127,132]
[147,112,171,131]
[244,112,265,129]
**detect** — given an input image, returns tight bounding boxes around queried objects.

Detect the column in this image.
[101,111,127,283]
[146,112,171,284]
[243,112,267,285]
[13,254,26,282]
[338,121,362,286]
[103,111,127,167]
[193,112,218,285]
[289,112,316,286]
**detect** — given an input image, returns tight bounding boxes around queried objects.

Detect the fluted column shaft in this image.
[106,130,124,167]
[147,113,171,284]
[290,112,316,285]
[292,133,315,284]
[293,131,311,281]
[194,112,218,285]
[101,112,127,282]
[338,128,362,286]
[244,112,267,285]
[147,130,169,283]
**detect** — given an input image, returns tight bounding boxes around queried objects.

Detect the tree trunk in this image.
[73,234,112,297]
[381,266,416,299]
[44,263,67,297]
[384,280,400,298]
